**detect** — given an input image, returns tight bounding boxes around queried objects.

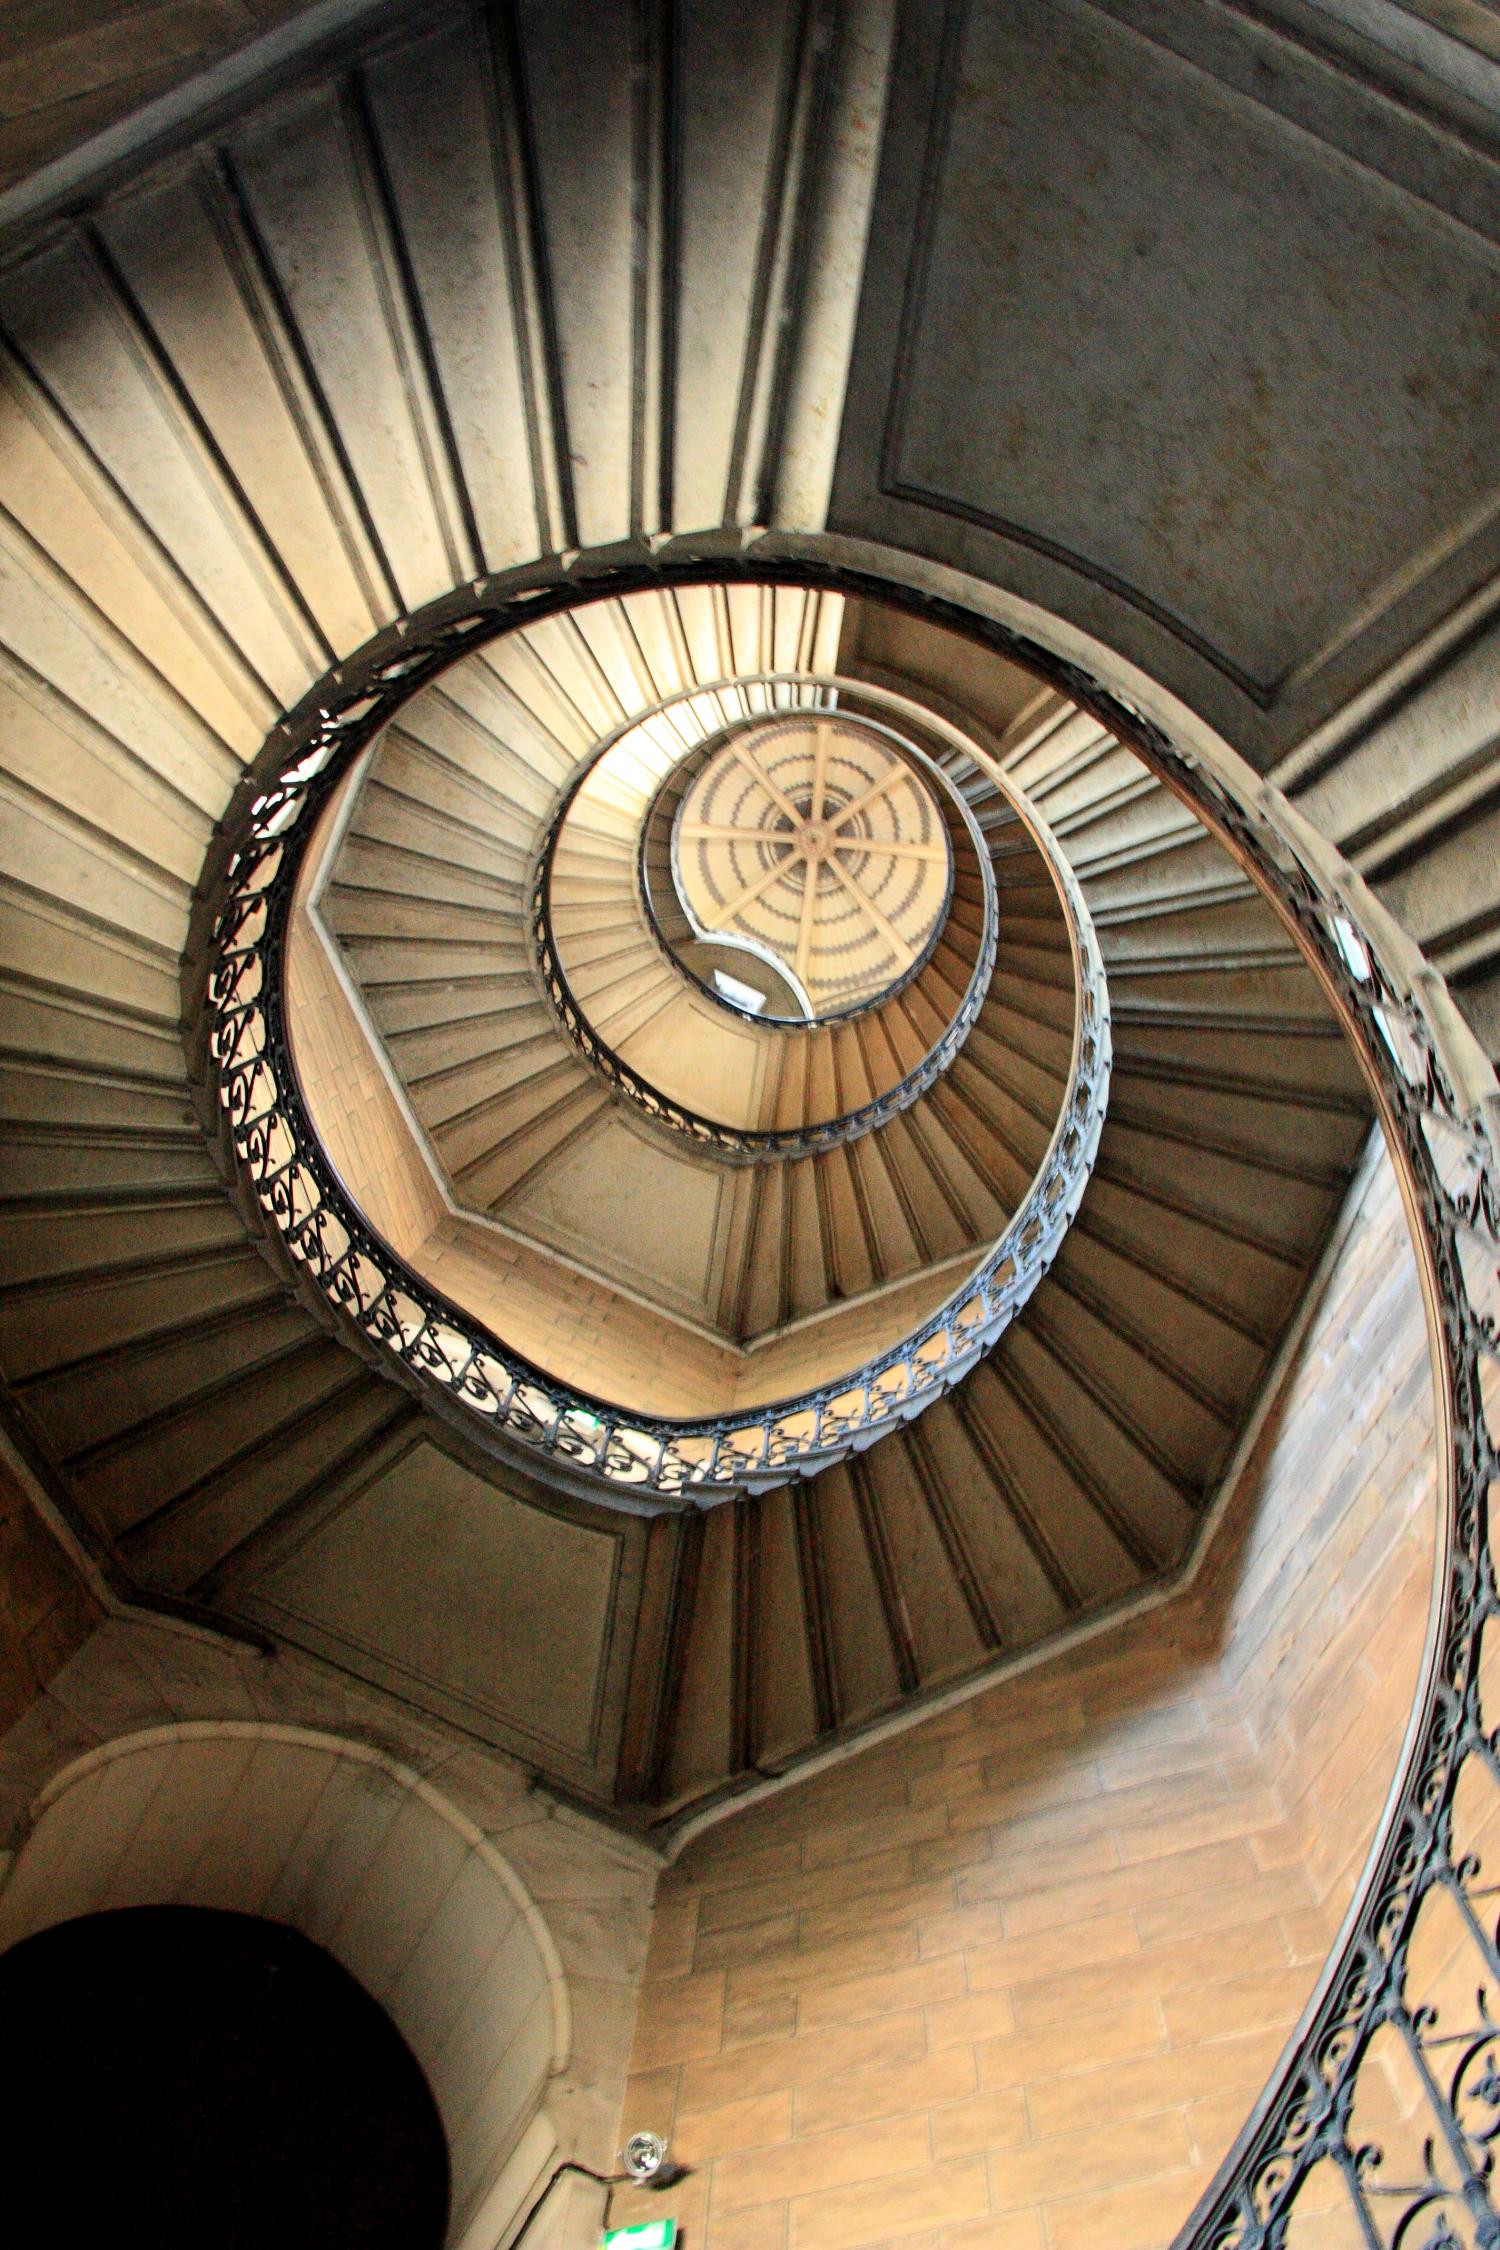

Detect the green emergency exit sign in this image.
[601,2224,678,2250]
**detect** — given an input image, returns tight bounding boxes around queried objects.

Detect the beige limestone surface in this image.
[616,1143,1437,2249]
[0,1608,660,2250]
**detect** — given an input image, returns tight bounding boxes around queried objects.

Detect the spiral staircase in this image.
[0,510,1367,1820]
[0,0,1445,1823]
[3,3,1500,2247]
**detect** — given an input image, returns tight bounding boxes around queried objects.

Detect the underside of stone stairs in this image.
[2,7,1500,2248]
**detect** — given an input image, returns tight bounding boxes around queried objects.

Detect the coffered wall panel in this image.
[832,0,1500,763]
[225,1431,641,1792]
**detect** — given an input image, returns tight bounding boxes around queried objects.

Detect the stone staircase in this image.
[616,636,1371,1814]
[317,585,1065,1340]
[0,0,1379,1823]
[0,561,1368,1819]
[1276,608,1500,1062]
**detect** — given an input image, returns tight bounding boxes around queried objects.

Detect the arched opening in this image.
[0,1904,450,2250]
[0,1726,571,2250]
[0,2,1494,2237]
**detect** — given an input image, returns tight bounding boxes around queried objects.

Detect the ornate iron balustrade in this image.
[807,588,1500,2247]
[187,549,1500,2239]
[529,678,1004,1161]
[181,546,1500,2248]
[1103,720,1500,2250]
[195,606,1109,1505]
[706,559,1500,2250]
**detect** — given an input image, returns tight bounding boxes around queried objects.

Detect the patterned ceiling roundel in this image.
[671,715,952,1018]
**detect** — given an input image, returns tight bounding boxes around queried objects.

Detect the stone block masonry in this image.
[615,1139,1437,2249]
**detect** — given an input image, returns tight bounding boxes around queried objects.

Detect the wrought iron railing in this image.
[195,611,1109,1503]
[529,678,1002,1160]
[1101,711,1500,2250]
[818,559,1500,2245]
[188,557,1500,2244]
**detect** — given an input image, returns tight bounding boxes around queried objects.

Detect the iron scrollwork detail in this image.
[197,604,1110,1506]
[1112,725,1500,2250]
[191,554,1500,2242]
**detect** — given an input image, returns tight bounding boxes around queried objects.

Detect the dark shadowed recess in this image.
[0,1904,450,2250]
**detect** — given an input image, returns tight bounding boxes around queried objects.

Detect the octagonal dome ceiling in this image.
[283,582,1097,1448]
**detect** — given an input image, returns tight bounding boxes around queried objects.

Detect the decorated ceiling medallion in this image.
[671,714,952,1019]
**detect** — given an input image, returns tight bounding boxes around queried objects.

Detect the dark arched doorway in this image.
[0,1905,451,2250]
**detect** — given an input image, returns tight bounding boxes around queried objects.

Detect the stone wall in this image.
[613,1133,1437,2250]
[0,1607,659,2249]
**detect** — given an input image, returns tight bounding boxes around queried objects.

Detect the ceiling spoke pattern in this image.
[673,715,952,1017]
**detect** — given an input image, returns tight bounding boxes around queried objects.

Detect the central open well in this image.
[669,713,952,1021]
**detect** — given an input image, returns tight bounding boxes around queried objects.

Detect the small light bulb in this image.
[621,2131,669,2183]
